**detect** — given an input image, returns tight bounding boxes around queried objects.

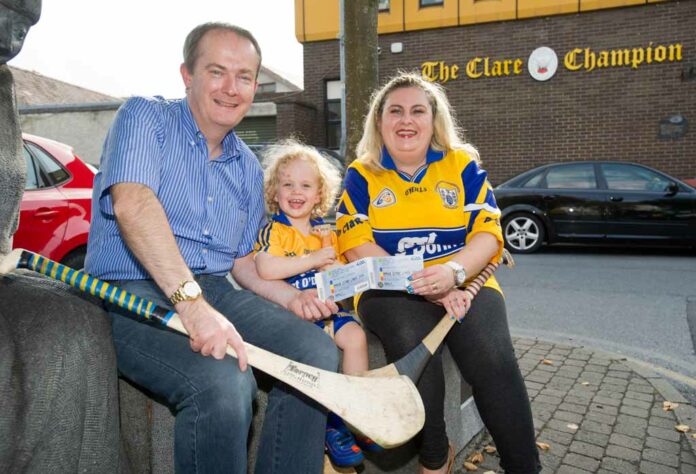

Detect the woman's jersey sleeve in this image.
[460,157,504,262]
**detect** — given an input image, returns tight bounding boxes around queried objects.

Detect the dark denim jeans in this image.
[108,275,339,474]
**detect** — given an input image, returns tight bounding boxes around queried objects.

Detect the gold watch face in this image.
[182,281,201,298]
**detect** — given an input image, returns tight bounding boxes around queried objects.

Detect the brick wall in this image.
[275,100,319,143]
[290,0,696,184]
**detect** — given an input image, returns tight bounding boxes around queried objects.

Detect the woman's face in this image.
[379,86,434,165]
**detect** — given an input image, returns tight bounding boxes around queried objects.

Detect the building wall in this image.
[297,0,695,183]
[20,109,118,166]
[276,101,319,143]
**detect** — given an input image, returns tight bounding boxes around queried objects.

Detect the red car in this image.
[13,134,96,268]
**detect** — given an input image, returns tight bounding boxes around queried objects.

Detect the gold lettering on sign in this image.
[421,61,459,83]
[564,43,683,72]
[464,57,523,79]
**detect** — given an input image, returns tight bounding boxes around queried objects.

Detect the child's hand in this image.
[312,247,336,269]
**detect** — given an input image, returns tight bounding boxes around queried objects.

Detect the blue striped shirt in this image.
[85,96,266,280]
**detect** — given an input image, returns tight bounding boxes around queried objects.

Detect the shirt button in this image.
[202,249,208,254]
[189,141,195,147]
[203,229,209,236]
[207,196,213,202]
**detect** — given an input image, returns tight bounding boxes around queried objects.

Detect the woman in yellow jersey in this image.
[336,73,540,474]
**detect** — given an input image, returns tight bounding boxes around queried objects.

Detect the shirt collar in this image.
[272,210,324,228]
[180,98,241,162]
[380,145,446,170]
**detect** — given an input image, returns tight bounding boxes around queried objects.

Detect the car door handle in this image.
[33,209,61,219]
[609,196,623,202]
[542,195,558,200]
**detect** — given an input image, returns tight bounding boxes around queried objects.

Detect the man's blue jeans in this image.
[107,275,339,474]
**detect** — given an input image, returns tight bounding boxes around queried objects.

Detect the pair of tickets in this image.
[315,255,424,302]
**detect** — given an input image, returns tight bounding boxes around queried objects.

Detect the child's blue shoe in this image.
[325,427,364,467]
[325,413,364,467]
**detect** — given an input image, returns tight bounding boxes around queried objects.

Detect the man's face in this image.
[180,29,259,139]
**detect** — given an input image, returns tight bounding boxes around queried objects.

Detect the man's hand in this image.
[287,289,338,321]
[176,298,248,371]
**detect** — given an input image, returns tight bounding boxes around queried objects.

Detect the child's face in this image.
[275,158,322,221]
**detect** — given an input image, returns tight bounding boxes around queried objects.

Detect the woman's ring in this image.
[431,283,438,292]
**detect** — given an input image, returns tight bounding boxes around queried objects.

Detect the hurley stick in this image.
[362,250,514,381]
[0,249,425,448]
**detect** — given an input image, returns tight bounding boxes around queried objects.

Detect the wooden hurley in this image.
[362,251,514,381]
[0,249,425,448]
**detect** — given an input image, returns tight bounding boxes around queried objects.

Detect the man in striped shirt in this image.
[85,22,338,474]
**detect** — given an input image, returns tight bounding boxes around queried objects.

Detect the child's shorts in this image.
[315,311,359,339]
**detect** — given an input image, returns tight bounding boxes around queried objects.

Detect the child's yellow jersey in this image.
[255,211,339,290]
[336,147,503,293]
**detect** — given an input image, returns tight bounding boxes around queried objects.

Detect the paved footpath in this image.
[454,338,696,474]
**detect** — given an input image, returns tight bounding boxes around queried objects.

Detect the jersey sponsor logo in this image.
[405,186,428,196]
[373,188,397,208]
[287,271,317,290]
[435,181,460,209]
[384,230,464,260]
[337,216,364,236]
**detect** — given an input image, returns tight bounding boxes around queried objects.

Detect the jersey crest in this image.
[435,181,459,209]
[373,188,397,208]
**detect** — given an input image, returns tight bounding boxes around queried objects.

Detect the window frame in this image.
[419,0,444,8]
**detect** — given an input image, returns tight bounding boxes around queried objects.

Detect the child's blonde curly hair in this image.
[262,139,342,218]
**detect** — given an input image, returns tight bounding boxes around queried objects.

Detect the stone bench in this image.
[118,330,484,473]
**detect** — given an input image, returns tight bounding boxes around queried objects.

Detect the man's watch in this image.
[169,280,202,305]
[445,261,467,287]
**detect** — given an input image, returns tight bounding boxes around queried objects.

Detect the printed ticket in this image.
[316,255,423,301]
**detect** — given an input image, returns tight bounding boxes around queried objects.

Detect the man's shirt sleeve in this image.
[336,167,375,255]
[97,98,163,216]
[460,156,504,261]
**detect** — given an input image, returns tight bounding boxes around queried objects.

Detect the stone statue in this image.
[0,0,40,255]
[0,2,122,471]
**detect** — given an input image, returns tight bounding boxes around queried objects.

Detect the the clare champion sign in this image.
[421,42,683,83]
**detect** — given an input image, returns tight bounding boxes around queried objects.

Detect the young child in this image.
[254,140,380,467]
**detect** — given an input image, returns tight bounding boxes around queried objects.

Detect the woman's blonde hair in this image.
[356,71,479,171]
[262,139,342,218]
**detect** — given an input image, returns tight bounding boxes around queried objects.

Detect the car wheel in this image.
[61,247,87,270]
[503,213,545,254]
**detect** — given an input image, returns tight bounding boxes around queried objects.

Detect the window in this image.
[256,83,276,94]
[379,0,390,11]
[545,164,596,189]
[601,164,672,192]
[23,147,39,190]
[26,142,70,187]
[420,0,444,6]
[325,80,343,150]
[522,172,544,188]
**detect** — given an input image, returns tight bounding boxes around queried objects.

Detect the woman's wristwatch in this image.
[445,261,467,287]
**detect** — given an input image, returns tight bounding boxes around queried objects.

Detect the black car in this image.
[494,161,696,253]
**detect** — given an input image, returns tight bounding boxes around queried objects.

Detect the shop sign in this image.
[421,42,683,83]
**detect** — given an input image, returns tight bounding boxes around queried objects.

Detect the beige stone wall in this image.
[19,108,119,166]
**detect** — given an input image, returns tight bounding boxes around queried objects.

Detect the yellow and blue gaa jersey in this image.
[254,211,340,290]
[336,147,503,293]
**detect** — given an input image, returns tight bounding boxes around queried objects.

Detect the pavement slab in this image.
[452,338,696,474]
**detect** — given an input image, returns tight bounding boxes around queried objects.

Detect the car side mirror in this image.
[665,182,679,196]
